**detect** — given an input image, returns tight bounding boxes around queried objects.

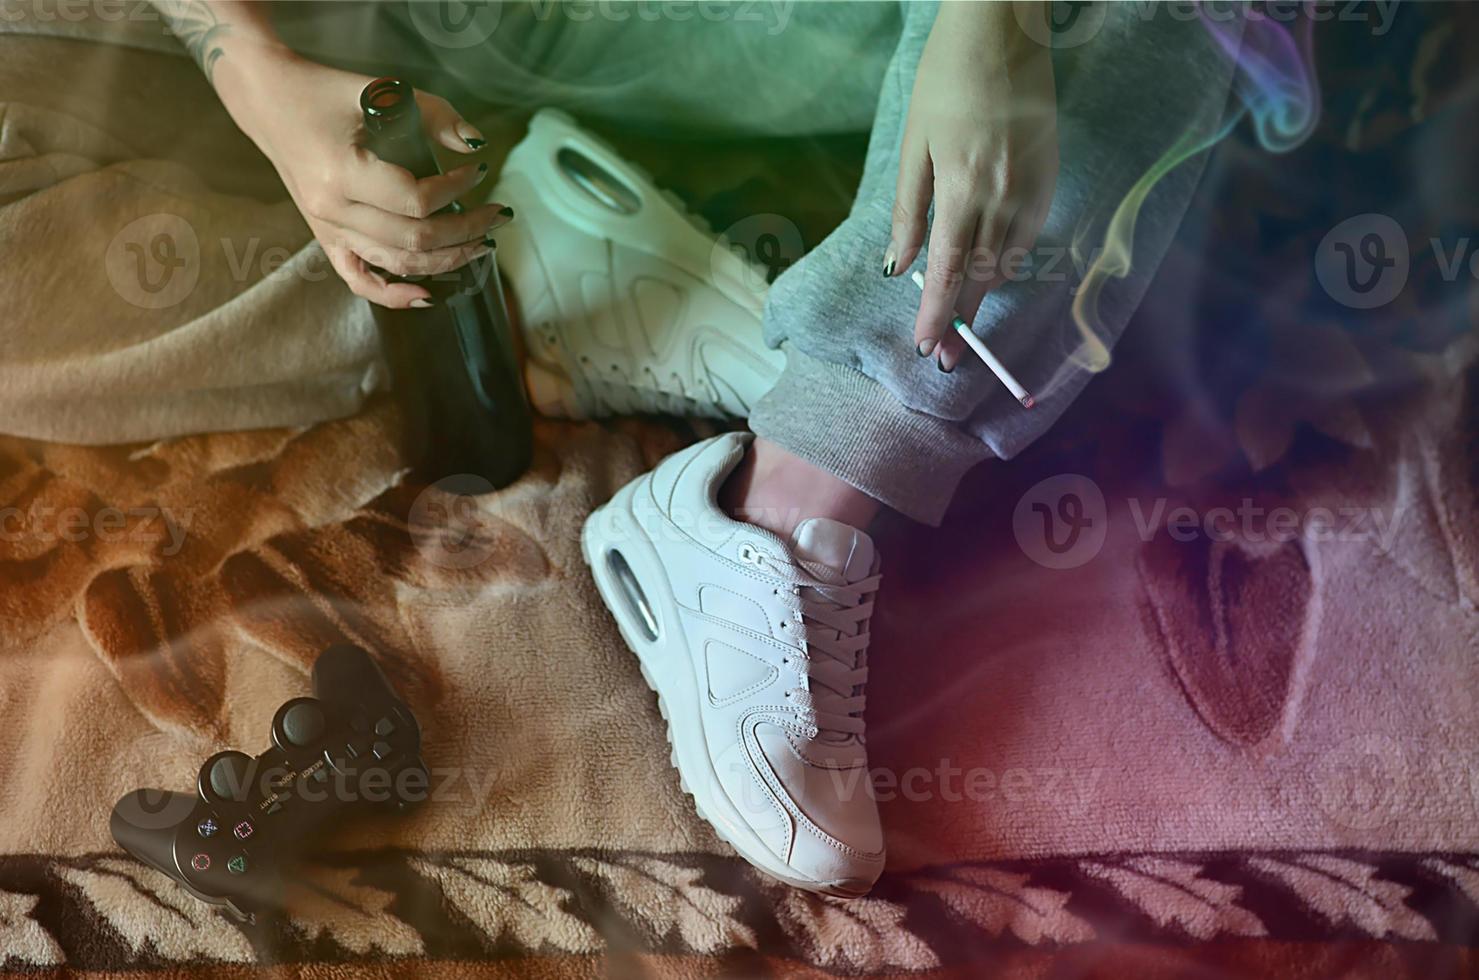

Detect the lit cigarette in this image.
[910,269,1035,409]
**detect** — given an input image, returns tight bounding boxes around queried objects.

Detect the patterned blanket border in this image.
[0,848,1476,972]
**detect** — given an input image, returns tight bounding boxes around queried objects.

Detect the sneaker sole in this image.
[493,110,785,418]
[581,481,870,899]
[499,109,772,321]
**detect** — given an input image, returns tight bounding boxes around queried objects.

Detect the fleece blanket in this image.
[2,10,1478,978]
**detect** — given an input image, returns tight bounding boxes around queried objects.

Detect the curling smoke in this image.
[1062,6,1321,389]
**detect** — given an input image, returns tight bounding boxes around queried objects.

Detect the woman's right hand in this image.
[219,49,514,308]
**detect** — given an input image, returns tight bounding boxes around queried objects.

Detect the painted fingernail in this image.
[476,162,488,177]
[498,206,515,219]
[410,298,433,309]
[483,236,498,249]
[457,122,485,150]
[883,245,897,277]
[937,357,954,374]
[917,338,937,357]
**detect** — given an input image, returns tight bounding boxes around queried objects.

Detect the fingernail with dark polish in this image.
[883,245,897,277]
[917,338,937,357]
[476,162,488,175]
[464,136,486,149]
[498,206,515,219]
[483,237,497,249]
[410,298,433,309]
[937,358,954,374]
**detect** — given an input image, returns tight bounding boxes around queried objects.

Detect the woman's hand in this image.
[886,1,1059,370]
[215,48,513,309]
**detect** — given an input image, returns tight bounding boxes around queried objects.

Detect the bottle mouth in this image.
[361,77,415,131]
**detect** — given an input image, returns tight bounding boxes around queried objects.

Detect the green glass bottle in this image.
[359,77,532,489]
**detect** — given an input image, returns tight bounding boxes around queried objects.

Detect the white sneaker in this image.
[582,432,886,896]
[489,110,786,420]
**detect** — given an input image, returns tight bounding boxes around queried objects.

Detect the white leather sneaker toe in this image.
[582,432,885,896]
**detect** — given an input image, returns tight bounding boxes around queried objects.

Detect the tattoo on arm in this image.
[154,2,232,82]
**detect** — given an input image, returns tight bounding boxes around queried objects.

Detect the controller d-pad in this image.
[281,702,327,747]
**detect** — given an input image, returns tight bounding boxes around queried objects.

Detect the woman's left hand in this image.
[886,1,1059,371]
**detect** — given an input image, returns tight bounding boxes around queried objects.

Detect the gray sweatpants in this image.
[300,0,1242,523]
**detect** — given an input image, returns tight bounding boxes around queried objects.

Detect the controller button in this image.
[197,817,219,839]
[372,741,393,761]
[374,717,396,737]
[265,801,285,816]
[233,820,255,840]
[311,766,329,784]
[209,754,254,803]
[281,702,327,747]
[191,853,211,872]
[344,742,361,760]
[227,855,248,875]
[351,712,371,735]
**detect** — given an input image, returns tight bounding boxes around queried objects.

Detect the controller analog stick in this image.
[205,752,255,804]
[280,702,327,747]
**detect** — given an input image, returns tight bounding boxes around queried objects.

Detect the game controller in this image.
[110,644,427,922]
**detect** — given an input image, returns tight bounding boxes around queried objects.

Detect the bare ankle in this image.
[719,436,881,539]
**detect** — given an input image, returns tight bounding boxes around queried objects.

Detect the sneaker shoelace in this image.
[756,552,881,740]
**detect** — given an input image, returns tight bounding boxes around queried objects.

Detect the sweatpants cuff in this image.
[748,347,992,526]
